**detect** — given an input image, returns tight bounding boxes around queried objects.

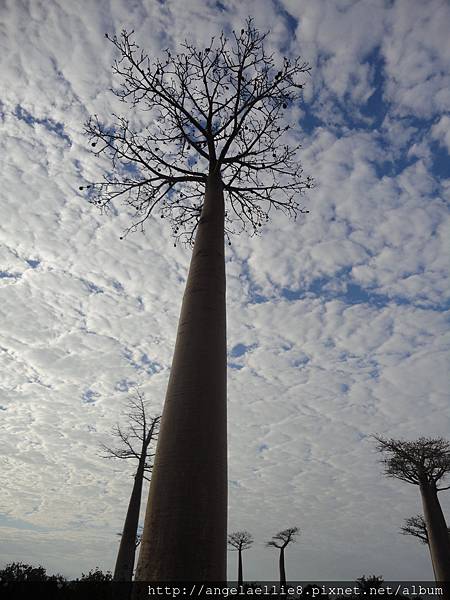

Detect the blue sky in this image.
[0,0,449,583]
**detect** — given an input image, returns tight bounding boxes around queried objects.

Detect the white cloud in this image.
[0,0,448,584]
[381,0,450,118]
[431,115,450,154]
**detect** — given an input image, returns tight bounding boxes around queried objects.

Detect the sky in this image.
[0,0,449,584]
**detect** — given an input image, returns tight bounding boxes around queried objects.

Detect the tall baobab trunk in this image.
[420,482,450,582]
[135,170,227,581]
[113,460,145,581]
[279,547,286,588]
[422,526,438,582]
[428,545,437,581]
[237,548,243,587]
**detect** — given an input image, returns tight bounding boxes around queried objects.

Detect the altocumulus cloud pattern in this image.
[0,0,449,582]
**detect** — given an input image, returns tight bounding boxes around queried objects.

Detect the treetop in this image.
[266,526,300,548]
[83,18,312,245]
[373,435,450,489]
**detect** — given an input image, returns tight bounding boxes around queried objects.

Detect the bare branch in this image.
[100,388,160,476]
[228,531,254,551]
[400,515,429,545]
[373,435,450,487]
[266,526,300,549]
[82,18,312,245]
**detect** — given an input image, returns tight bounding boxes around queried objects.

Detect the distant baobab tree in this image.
[100,390,160,581]
[401,514,430,545]
[374,436,450,582]
[266,526,300,587]
[83,18,312,580]
[401,514,450,580]
[228,530,254,586]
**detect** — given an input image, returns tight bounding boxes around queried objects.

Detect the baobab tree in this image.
[266,526,300,586]
[401,515,450,579]
[83,19,312,580]
[228,530,254,586]
[374,436,450,582]
[401,514,450,545]
[101,390,160,581]
[401,514,430,545]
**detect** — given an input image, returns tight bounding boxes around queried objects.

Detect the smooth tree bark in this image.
[238,549,243,587]
[420,481,450,583]
[114,459,145,581]
[401,515,436,579]
[100,391,160,581]
[83,20,311,581]
[266,527,299,587]
[375,436,450,583]
[401,514,430,545]
[401,513,450,580]
[136,171,227,580]
[228,531,254,586]
[279,547,286,588]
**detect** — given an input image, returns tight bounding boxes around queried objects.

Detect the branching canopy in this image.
[227,530,254,551]
[100,389,161,481]
[373,436,450,490]
[82,18,312,245]
[266,526,300,549]
[400,515,429,545]
[400,515,450,545]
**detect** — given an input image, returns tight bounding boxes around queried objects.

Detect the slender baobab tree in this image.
[401,514,429,544]
[266,526,300,587]
[83,19,312,580]
[228,530,254,586]
[374,436,450,583]
[401,514,436,578]
[401,515,450,579]
[101,390,160,581]
[401,514,450,545]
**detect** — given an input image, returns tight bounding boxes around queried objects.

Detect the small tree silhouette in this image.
[101,389,160,581]
[0,562,65,582]
[401,515,429,545]
[266,526,299,587]
[228,530,253,586]
[374,436,450,582]
[79,567,113,581]
[401,514,450,580]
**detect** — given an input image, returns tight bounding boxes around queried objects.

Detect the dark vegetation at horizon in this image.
[0,562,427,600]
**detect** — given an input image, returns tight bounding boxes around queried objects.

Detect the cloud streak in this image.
[0,0,448,582]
